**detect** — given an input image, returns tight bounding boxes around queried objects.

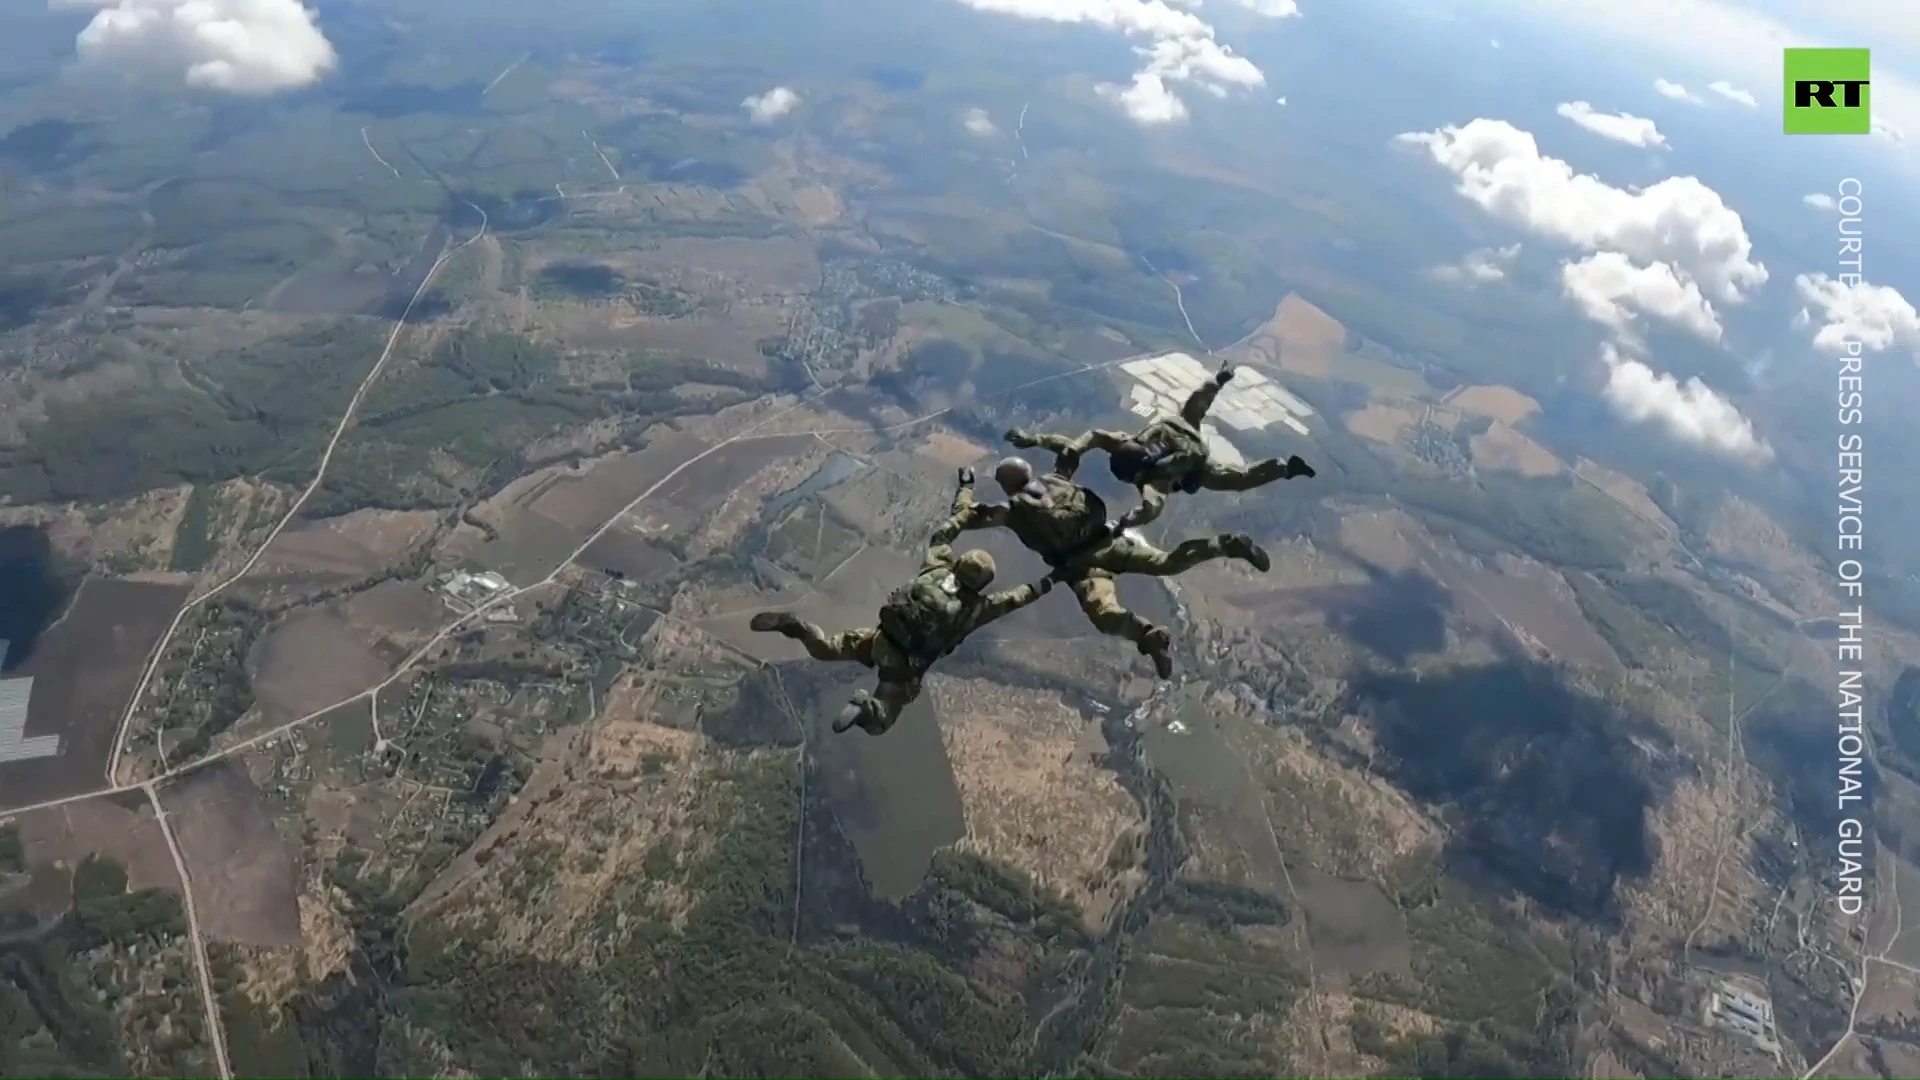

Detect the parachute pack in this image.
[878,567,967,666]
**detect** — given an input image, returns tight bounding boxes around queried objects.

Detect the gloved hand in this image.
[1215,360,1236,385]
[958,466,974,486]
[1034,576,1054,597]
[1103,519,1126,540]
[1005,428,1037,449]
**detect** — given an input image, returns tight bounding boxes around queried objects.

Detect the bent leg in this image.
[838,670,921,735]
[1091,535,1227,577]
[1068,571,1158,645]
[1200,458,1289,493]
[797,624,879,666]
[1068,571,1173,677]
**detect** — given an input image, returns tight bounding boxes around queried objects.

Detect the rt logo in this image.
[1785,47,1871,134]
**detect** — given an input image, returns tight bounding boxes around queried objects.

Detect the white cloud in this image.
[1426,244,1520,285]
[1396,118,1766,303]
[1803,192,1837,211]
[1654,77,1701,103]
[1599,344,1771,462]
[1707,80,1757,107]
[54,0,335,93]
[1557,101,1668,148]
[1481,0,1920,169]
[962,106,998,136]
[1874,117,1906,143]
[1795,273,1920,355]
[1562,252,1723,343]
[1098,71,1189,124]
[948,0,1292,125]
[741,86,800,124]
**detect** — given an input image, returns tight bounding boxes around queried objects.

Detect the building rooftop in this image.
[1120,352,1312,438]
[0,677,59,765]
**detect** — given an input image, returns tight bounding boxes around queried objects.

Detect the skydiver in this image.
[750,478,1053,736]
[1006,357,1314,533]
[948,454,1270,679]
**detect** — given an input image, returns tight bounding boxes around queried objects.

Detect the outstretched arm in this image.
[1179,372,1228,427]
[975,578,1051,626]
[926,470,1005,569]
[1113,483,1170,532]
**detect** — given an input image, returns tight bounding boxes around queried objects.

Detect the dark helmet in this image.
[1108,441,1155,484]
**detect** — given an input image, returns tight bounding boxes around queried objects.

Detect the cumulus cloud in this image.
[741,86,800,124]
[1708,80,1756,107]
[1654,77,1700,103]
[1557,101,1668,148]
[1562,252,1723,343]
[55,0,336,93]
[1484,0,1920,169]
[1426,244,1520,285]
[1803,192,1836,211]
[962,106,998,136]
[949,0,1292,125]
[1395,118,1766,303]
[1795,273,1920,355]
[1599,343,1771,461]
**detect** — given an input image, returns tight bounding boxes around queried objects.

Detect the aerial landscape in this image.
[4,0,1920,1076]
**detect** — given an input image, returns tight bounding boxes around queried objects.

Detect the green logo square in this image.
[1785,48,1871,134]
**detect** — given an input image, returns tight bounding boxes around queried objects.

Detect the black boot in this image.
[1138,626,1175,679]
[750,611,804,637]
[1221,533,1271,573]
[1285,455,1315,479]
[834,690,880,734]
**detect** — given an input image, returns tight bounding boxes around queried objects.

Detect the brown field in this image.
[473,508,585,584]
[1472,555,1620,668]
[916,431,993,469]
[1345,403,1418,444]
[1443,384,1541,425]
[685,440,828,557]
[933,677,1146,929]
[544,306,782,378]
[337,580,451,664]
[7,793,181,894]
[250,509,439,582]
[615,235,822,297]
[1576,457,1677,533]
[1319,509,1618,668]
[579,527,682,578]
[651,435,816,522]
[158,761,301,947]
[1469,420,1562,476]
[1291,865,1413,984]
[0,578,188,811]
[1221,292,1344,380]
[526,431,715,531]
[1270,293,1348,357]
[252,609,390,726]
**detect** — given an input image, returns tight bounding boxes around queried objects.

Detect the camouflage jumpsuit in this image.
[1016,373,1300,531]
[761,486,1048,735]
[948,451,1241,653]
